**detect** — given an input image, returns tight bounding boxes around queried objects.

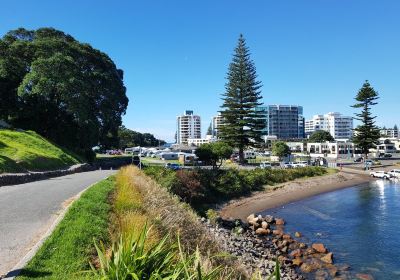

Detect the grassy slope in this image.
[0,129,80,173]
[17,177,114,280]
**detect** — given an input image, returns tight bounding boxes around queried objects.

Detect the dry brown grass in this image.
[119,165,248,279]
[111,166,160,249]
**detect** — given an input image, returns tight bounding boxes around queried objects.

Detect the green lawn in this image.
[0,129,80,173]
[17,177,115,280]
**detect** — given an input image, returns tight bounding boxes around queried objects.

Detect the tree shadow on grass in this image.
[5,268,52,278]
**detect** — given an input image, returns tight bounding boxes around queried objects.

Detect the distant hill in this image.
[0,130,80,173]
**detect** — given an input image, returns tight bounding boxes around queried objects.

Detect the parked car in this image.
[283,162,293,169]
[354,157,363,162]
[365,159,375,166]
[370,170,390,179]
[165,163,181,171]
[388,169,400,179]
[383,153,393,158]
[259,162,272,169]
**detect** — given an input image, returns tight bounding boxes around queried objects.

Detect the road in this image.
[0,170,116,277]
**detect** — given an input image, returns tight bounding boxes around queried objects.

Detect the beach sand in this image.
[219,169,373,220]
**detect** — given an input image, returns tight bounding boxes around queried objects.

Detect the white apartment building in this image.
[307,141,355,159]
[380,127,399,139]
[305,112,353,139]
[212,113,224,139]
[176,110,201,145]
[187,135,216,147]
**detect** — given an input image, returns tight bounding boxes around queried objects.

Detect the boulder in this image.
[328,266,338,277]
[321,252,333,264]
[356,273,374,280]
[299,242,307,249]
[300,263,316,273]
[290,249,302,258]
[261,221,269,229]
[292,258,303,266]
[264,215,275,223]
[273,229,283,235]
[312,243,327,253]
[255,228,270,235]
[275,218,285,225]
[246,214,255,223]
[282,234,291,240]
[295,231,302,238]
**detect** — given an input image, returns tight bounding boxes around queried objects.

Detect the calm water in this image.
[261,180,400,280]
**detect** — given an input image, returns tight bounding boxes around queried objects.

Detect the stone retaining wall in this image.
[0,163,94,187]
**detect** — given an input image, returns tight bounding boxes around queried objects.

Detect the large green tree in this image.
[308,130,335,143]
[272,141,291,161]
[351,81,380,159]
[0,28,128,160]
[195,142,233,170]
[219,34,265,163]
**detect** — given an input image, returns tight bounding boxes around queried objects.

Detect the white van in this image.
[388,169,400,179]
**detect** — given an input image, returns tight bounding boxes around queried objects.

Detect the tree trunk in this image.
[239,147,244,164]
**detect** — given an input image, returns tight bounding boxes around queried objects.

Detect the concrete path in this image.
[0,170,116,277]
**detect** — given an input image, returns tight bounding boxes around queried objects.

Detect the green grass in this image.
[17,177,115,280]
[0,129,80,173]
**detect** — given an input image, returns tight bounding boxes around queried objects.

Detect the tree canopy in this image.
[195,142,233,170]
[308,130,335,143]
[351,81,380,158]
[219,34,265,163]
[118,126,165,149]
[272,141,291,160]
[0,28,128,160]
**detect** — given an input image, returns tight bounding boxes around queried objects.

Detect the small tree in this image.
[272,141,291,161]
[195,142,233,170]
[351,81,380,159]
[308,130,335,143]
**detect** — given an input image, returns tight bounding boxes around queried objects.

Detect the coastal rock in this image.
[295,231,302,238]
[298,242,307,249]
[261,221,269,229]
[246,214,255,223]
[264,215,274,223]
[312,243,327,253]
[255,228,270,235]
[290,249,302,258]
[321,252,333,264]
[292,258,303,266]
[300,263,315,273]
[282,234,291,240]
[328,266,338,277]
[273,229,283,236]
[304,247,316,256]
[356,273,374,280]
[276,218,285,225]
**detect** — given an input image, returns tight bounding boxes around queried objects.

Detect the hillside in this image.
[0,130,80,173]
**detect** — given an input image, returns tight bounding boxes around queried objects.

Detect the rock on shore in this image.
[201,213,354,280]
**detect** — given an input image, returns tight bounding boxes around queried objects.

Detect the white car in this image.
[259,162,272,169]
[388,169,400,179]
[370,171,390,179]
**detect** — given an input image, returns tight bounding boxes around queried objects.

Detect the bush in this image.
[174,170,206,204]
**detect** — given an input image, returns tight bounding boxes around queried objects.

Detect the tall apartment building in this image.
[256,105,305,139]
[176,110,201,145]
[305,112,353,139]
[211,113,224,139]
[380,126,399,138]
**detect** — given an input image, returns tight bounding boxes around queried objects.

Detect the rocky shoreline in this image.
[202,214,359,280]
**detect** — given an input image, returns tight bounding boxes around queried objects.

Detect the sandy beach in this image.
[219,168,373,220]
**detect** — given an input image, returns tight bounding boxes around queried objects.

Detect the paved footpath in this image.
[0,170,116,277]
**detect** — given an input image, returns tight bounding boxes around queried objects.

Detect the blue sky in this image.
[1,1,399,141]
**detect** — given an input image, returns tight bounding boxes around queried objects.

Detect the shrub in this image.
[174,170,206,204]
